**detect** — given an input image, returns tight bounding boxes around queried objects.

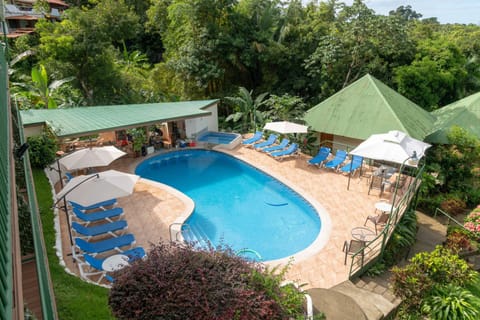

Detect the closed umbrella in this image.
[264,121,308,134]
[59,146,126,171]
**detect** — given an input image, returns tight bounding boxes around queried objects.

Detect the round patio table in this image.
[102,254,129,272]
[351,227,376,242]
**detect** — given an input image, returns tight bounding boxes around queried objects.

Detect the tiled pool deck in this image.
[58,144,393,289]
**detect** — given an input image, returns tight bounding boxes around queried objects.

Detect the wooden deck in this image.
[22,255,43,320]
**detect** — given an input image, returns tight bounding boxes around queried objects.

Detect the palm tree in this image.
[224,86,268,132]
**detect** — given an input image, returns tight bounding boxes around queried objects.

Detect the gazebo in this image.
[304,74,435,149]
[425,91,480,144]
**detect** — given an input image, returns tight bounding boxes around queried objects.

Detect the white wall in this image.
[185,103,218,138]
[23,125,44,138]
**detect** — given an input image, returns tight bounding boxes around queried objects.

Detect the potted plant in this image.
[127,128,146,157]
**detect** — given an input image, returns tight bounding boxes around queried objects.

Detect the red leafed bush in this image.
[108,241,298,319]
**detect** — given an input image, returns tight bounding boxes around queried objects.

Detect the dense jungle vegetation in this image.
[9,0,480,112]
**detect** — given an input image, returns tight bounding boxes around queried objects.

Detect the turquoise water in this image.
[197,131,239,144]
[135,149,321,260]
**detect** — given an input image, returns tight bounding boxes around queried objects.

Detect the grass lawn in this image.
[33,169,114,319]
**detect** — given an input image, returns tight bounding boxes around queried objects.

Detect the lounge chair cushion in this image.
[71,220,128,239]
[72,206,124,224]
[242,131,263,145]
[75,233,136,254]
[70,198,117,211]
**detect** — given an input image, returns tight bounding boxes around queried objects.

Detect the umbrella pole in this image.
[347,157,354,190]
[53,174,100,247]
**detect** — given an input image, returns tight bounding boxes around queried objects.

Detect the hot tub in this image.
[196,131,242,150]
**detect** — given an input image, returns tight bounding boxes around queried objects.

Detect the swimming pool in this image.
[136,149,322,261]
[196,131,242,149]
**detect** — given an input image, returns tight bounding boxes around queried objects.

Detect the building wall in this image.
[185,103,218,138]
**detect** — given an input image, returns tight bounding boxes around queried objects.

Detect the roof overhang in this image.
[20,100,219,139]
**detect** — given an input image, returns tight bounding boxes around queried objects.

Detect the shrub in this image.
[440,195,467,216]
[421,284,480,320]
[445,230,476,253]
[26,133,58,168]
[108,241,307,319]
[391,246,477,310]
[463,206,480,237]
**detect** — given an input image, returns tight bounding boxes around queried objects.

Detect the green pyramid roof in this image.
[304,74,435,140]
[425,92,480,144]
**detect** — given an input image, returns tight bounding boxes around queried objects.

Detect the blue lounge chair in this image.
[77,247,146,284]
[242,131,263,145]
[72,206,124,225]
[324,150,347,170]
[260,138,290,153]
[339,155,364,175]
[74,233,136,255]
[308,146,331,166]
[270,143,299,160]
[65,172,74,182]
[71,220,128,240]
[69,198,117,211]
[253,134,278,149]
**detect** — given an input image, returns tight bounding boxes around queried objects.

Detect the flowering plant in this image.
[463,206,480,237]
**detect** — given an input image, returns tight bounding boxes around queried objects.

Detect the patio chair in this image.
[73,233,136,256]
[69,198,117,212]
[260,138,290,153]
[323,150,347,170]
[242,131,263,145]
[339,155,364,175]
[343,239,365,265]
[270,143,299,160]
[253,134,278,150]
[71,220,128,240]
[76,247,146,284]
[71,206,124,226]
[307,146,331,166]
[364,212,389,234]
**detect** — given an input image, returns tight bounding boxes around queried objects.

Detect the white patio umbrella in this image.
[349,130,431,167]
[59,146,126,171]
[263,121,308,134]
[55,169,140,207]
[54,169,139,245]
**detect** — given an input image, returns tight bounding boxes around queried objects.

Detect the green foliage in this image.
[26,133,58,168]
[262,94,307,122]
[424,126,480,207]
[224,86,268,132]
[421,284,480,320]
[378,208,417,268]
[109,241,308,319]
[126,128,146,152]
[391,246,477,312]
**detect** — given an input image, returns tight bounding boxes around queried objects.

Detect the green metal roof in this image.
[304,74,436,141]
[425,92,480,144]
[20,100,218,138]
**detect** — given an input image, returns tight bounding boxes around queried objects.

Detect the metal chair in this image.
[343,239,365,265]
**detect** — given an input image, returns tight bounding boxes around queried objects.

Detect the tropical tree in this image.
[224,86,268,132]
[35,0,141,105]
[11,64,74,109]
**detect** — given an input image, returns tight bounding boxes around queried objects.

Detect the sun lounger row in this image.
[308,147,364,175]
[242,132,300,160]
[69,199,146,285]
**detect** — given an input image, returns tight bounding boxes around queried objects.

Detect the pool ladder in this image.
[169,222,190,242]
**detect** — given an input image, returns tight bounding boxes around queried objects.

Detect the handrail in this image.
[169,222,189,242]
[347,163,425,279]
[433,207,466,230]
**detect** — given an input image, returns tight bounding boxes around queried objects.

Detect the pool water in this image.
[135,150,321,261]
[196,131,240,144]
